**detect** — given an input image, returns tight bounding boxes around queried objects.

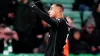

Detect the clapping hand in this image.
[3,27,18,40]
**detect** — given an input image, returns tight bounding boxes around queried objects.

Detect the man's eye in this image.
[50,8,52,10]
[50,9,51,10]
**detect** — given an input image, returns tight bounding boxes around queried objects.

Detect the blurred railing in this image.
[0,53,44,56]
[0,53,100,56]
[69,53,100,56]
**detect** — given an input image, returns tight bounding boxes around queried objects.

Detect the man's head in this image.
[0,24,18,40]
[48,4,64,18]
[22,0,28,4]
[0,24,7,34]
[73,30,81,40]
[97,3,100,13]
[0,24,7,39]
[86,24,95,34]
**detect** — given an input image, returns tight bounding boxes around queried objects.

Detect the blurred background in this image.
[0,0,100,56]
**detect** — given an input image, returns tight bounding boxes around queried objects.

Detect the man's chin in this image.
[49,15,52,18]
[49,16,54,18]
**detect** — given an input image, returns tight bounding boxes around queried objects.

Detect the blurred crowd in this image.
[0,0,100,55]
[68,0,100,54]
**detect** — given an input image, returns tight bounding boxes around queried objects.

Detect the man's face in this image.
[0,28,5,38]
[0,27,13,40]
[97,4,100,13]
[74,31,80,40]
[87,24,94,33]
[22,0,28,4]
[48,4,57,18]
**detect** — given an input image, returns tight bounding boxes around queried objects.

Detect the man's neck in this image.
[55,13,64,19]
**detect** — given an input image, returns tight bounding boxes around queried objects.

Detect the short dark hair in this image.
[54,4,64,11]
[0,24,7,28]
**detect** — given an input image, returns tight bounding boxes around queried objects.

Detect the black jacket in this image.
[14,2,45,53]
[30,3,69,56]
[0,39,19,53]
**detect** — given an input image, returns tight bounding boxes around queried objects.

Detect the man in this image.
[14,0,46,53]
[82,24,100,54]
[0,24,19,53]
[30,2,69,56]
[0,0,17,26]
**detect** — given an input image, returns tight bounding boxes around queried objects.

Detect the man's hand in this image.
[66,17,73,28]
[0,28,5,40]
[12,31,18,40]
[29,1,36,8]
[8,13,14,19]
[4,27,18,40]
[98,46,100,50]
[91,46,97,52]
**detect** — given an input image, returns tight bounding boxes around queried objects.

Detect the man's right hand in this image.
[12,31,18,40]
[0,28,5,40]
[3,27,18,41]
[29,1,37,8]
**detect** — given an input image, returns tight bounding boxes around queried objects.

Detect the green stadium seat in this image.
[78,54,93,56]
[70,11,80,18]
[70,11,81,26]
[0,54,4,56]
[63,10,72,16]
[63,11,81,18]
[96,54,100,56]
[2,54,100,56]
[73,23,82,29]
[73,18,81,23]
[62,4,73,9]
[54,0,75,4]
[63,10,81,29]
[41,0,53,3]
[0,54,45,56]
[83,11,92,21]
[69,54,75,56]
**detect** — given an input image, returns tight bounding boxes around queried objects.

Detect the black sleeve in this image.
[30,3,58,27]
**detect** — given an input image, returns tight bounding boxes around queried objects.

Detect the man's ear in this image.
[56,7,61,13]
